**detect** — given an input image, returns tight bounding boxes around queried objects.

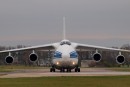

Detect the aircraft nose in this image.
[62,53,69,59]
[62,52,70,59]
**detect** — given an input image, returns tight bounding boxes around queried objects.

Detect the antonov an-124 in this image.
[0,17,130,72]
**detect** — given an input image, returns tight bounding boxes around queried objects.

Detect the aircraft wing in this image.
[74,43,130,52]
[0,43,57,53]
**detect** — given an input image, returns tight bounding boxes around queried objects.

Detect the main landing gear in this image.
[75,67,80,72]
[50,67,55,72]
[50,67,80,72]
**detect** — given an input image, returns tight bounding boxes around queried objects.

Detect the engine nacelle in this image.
[116,55,125,64]
[5,56,14,64]
[29,53,38,62]
[93,53,102,62]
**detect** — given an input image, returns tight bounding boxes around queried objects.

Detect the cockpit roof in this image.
[60,40,71,45]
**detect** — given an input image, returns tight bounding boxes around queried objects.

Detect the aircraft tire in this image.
[60,68,65,72]
[50,68,55,72]
[53,68,55,72]
[75,68,77,72]
[68,69,71,72]
[78,68,80,72]
[67,68,70,72]
[75,68,80,72]
[50,68,52,72]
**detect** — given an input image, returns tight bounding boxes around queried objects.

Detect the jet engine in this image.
[29,52,38,62]
[116,55,125,64]
[5,55,14,64]
[93,52,102,62]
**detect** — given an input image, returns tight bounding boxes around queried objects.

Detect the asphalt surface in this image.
[0,68,130,78]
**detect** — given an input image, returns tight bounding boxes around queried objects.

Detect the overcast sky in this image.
[0,0,130,47]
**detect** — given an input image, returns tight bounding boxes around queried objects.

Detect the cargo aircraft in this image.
[0,17,130,72]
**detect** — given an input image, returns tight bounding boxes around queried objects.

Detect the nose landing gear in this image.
[60,68,71,72]
[66,68,71,72]
[60,68,65,72]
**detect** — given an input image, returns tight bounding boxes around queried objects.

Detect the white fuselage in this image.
[52,44,78,69]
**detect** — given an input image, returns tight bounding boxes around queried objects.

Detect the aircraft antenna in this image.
[63,16,66,40]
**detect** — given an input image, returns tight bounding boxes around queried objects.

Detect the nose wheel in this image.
[60,68,65,72]
[67,68,71,72]
[60,68,71,72]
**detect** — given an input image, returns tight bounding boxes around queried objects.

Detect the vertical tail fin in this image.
[63,16,66,40]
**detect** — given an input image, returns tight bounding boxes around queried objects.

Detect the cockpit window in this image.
[70,51,78,58]
[60,41,71,45]
[54,51,62,58]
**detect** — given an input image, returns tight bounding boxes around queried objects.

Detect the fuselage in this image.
[52,40,78,69]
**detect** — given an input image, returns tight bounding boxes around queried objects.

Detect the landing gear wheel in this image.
[50,68,52,72]
[75,68,77,72]
[69,69,71,72]
[53,68,55,72]
[50,68,55,72]
[75,68,80,72]
[67,68,71,72]
[77,68,80,72]
[60,68,65,72]
[67,69,69,72]
[62,69,65,72]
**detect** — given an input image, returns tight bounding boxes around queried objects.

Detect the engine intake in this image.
[5,56,14,64]
[93,53,102,62]
[116,55,125,64]
[29,53,38,62]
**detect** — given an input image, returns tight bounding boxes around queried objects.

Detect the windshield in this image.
[60,41,71,45]
[70,51,78,58]
[54,51,62,58]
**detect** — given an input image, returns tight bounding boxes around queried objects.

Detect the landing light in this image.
[56,62,59,65]
[72,62,75,65]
